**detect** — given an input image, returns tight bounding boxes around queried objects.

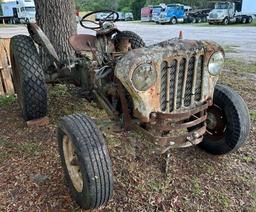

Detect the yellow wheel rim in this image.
[63,135,83,192]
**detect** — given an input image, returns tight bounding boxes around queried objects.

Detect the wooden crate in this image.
[0,38,14,96]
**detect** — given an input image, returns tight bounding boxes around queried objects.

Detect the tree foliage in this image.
[75,0,220,19]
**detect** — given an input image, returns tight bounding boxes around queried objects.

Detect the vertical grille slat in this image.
[184,56,195,107]
[176,58,186,110]
[160,54,204,113]
[169,60,177,112]
[195,55,204,101]
[160,62,168,111]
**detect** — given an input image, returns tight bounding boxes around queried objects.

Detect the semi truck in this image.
[208,0,255,25]
[0,0,35,24]
[152,5,165,22]
[158,4,185,24]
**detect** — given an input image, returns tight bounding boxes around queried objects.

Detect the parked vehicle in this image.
[152,5,165,22]
[0,0,35,24]
[10,9,250,210]
[185,9,211,23]
[158,4,185,24]
[141,6,153,22]
[208,0,255,25]
[96,12,117,21]
[124,12,133,21]
[118,11,125,21]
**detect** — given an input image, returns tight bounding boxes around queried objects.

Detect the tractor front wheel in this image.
[58,114,113,209]
[200,85,250,155]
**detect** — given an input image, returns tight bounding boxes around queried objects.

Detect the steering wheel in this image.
[80,10,119,30]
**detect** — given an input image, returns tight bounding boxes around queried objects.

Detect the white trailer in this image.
[0,0,36,24]
[239,0,256,16]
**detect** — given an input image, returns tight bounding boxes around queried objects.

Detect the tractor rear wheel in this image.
[10,35,47,121]
[113,30,145,50]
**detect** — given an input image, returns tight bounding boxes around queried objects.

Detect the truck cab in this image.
[16,0,35,23]
[152,5,164,22]
[159,4,185,24]
[208,1,236,24]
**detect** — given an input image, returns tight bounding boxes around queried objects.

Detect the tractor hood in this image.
[115,38,224,122]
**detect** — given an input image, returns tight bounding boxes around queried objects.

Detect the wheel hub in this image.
[206,105,227,138]
[63,135,83,192]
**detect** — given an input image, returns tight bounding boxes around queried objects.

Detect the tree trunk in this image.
[34,0,76,67]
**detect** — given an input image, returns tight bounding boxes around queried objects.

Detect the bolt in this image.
[169,141,175,146]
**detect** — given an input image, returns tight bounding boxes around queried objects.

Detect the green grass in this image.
[250,111,256,122]
[217,193,231,208]
[252,191,256,210]
[192,178,203,197]
[20,141,43,156]
[0,137,16,149]
[224,59,256,73]
[0,95,16,108]
[0,138,13,164]
[223,45,239,53]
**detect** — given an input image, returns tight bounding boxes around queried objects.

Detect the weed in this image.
[251,191,256,210]
[20,141,43,156]
[242,156,254,163]
[192,178,202,197]
[0,95,16,108]
[250,111,256,122]
[217,193,231,208]
[0,138,16,149]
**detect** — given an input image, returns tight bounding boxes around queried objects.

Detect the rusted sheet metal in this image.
[151,115,207,131]
[69,34,97,52]
[27,23,60,64]
[115,38,223,122]
[130,100,209,152]
[131,121,206,153]
[151,100,211,121]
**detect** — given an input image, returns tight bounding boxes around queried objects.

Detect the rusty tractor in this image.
[10,10,250,209]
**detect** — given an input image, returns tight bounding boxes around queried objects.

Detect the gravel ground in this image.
[1,22,255,63]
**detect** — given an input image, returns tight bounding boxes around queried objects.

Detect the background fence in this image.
[0,38,14,96]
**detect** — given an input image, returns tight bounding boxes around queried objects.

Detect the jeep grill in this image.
[160,55,204,112]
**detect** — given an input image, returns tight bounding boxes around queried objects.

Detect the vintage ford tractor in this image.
[10,10,250,209]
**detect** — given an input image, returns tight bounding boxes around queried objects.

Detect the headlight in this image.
[208,52,224,75]
[131,63,157,91]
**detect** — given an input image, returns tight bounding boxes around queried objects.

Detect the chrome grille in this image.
[209,13,218,19]
[160,55,204,113]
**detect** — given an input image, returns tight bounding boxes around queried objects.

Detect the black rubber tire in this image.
[247,16,253,23]
[196,17,202,23]
[223,17,229,25]
[242,17,247,24]
[10,35,47,121]
[170,17,177,24]
[113,30,145,50]
[199,84,250,155]
[58,114,113,209]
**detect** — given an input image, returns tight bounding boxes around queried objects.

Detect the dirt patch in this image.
[0,67,255,211]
